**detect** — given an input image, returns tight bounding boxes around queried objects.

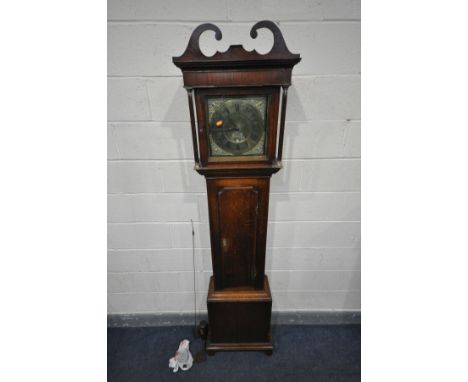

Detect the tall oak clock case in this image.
[173,21,300,354]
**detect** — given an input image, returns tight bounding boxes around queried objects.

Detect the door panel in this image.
[218,186,258,287]
[207,177,270,289]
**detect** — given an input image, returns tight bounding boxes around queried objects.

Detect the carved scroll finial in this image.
[173,20,300,68]
[178,23,222,59]
[250,20,296,57]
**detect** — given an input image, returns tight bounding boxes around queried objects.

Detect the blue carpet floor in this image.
[108,325,360,382]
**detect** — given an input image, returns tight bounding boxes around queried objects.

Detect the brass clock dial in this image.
[207,97,267,156]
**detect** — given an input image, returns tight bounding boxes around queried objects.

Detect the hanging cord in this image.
[190,219,209,363]
[191,219,197,332]
[190,219,208,363]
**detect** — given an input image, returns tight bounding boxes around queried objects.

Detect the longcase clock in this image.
[173,21,300,355]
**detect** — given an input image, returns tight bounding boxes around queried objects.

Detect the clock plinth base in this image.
[206,332,273,355]
[206,276,273,354]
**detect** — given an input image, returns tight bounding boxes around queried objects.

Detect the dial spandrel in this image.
[207,96,268,157]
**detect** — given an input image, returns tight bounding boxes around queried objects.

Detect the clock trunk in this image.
[206,177,270,290]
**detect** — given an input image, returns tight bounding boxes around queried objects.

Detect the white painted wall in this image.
[107,0,361,314]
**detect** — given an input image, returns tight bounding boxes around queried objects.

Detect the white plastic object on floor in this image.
[168,339,193,373]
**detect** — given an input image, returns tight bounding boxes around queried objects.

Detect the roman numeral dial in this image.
[207,97,267,156]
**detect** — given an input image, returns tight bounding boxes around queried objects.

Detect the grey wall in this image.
[108,0,361,314]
